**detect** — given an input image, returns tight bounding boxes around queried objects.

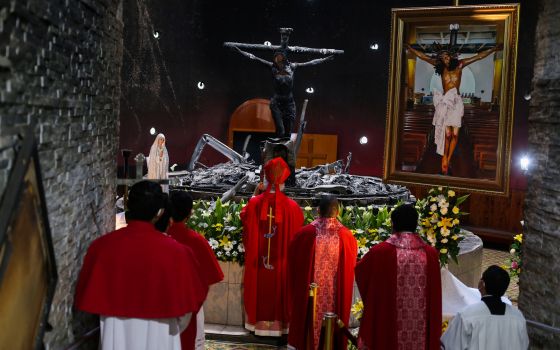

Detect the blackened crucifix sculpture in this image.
[225,28,344,139]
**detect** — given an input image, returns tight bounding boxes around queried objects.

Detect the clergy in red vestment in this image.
[167,190,224,350]
[241,157,304,336]
[355,204,442,350]
[288,195,358,350]
[75,181,208,350]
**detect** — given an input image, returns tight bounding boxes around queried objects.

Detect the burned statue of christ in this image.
[226,28,343,139]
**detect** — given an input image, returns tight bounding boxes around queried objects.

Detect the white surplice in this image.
[99,313,191,350]
[441,301,529,350]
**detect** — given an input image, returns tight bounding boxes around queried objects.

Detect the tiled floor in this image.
[206,248,518,348]
[481,248,519,304]
[205,341,285,350]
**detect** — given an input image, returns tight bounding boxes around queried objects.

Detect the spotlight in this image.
[197,81,205,90]
[306,87,314,94]
[520,155,530,172]
[359,136,368,145]
[264,41,272,46]
[149,127,156,135]
[370,43,379,50]
[153,30,160,39]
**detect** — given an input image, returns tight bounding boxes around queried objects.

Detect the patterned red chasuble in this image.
[311,218,341,349]
[386,233,428,350]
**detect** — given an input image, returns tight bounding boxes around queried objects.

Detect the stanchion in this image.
[322,312,337,350]
[305,283,319,350]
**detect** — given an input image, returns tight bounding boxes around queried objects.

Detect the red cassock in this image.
[355,233,442,350]
[241,191,304,335]
[288,219,358,350]
[75,220,208,319]
[167,222,224,350]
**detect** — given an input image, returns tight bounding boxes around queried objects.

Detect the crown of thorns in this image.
[430,42,459,59]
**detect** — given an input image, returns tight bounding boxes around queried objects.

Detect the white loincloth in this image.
[433,88,464,156]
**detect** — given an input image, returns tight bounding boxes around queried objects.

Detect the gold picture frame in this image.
[0,127,58,349]
[383,4,519,195]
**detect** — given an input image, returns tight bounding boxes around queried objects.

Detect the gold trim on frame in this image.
[382,4,520,196]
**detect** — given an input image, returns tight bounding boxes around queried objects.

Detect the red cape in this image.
[75,221,208,319]
[287,222,357,350]
[167,222,224,350]
[241,191,304,327]
[355,239,442,350]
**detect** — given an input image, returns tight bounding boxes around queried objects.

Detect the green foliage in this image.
[188,198,246,264]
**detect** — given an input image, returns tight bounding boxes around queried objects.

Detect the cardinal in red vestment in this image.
[288,195,357,350]
[241,157,304,336]
[167,190,224,350]
[355,204,441,350]
[75,181,208,350]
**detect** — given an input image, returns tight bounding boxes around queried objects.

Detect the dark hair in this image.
[154,193,171,232]
[169,191,194,222]
[482,265,510,297]
[434,53,459,75]
[318,194,338,218]
[126,181,165,221]
[391,204,418,233]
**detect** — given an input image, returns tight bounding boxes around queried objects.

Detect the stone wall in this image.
[0,0,123,348]
[518,0,560,347]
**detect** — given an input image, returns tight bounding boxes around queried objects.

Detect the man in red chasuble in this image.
[355,204,442,350]
[287,195,358,350]
[241,157,304,336]
[75,181,208,350]
[167,191,224,350]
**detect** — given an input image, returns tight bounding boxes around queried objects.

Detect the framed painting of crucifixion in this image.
[382,4,520,196]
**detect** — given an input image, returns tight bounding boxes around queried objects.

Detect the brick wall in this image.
[518,0,560,347]
[0,0,123,348]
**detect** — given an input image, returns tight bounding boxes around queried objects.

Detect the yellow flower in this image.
[438,217,453,229]
[452,219,460,225]
[358,237,368,248]
[514,234,523,243]
[219,235,230,247]
[440,248,448,254]
[452,235,459,240]
[351,300,364,320]
[367,228,378,234]
[350,229,357,235]
[430,197,437,202]
[304,206,313,211]
[212,223,224,232]
[442,320,449,333]
[448,190,456,197]
[441,227,450,236]
[422,218,432,227]
[452,206,459,215]
[441,238,448,244]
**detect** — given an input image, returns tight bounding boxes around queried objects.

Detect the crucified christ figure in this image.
[227,28,339,139]
[406,42,503,175]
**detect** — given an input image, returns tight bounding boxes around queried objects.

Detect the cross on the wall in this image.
[298,139,327,168]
